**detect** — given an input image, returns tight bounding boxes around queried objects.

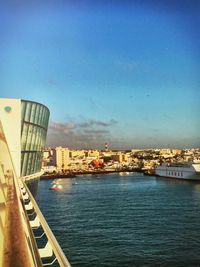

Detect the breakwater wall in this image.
[40,168,155,180]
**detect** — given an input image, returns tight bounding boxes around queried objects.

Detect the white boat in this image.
[49,183,63,190]
[155,161,200,180]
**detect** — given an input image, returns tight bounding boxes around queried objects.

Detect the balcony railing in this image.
[0,166,71,267]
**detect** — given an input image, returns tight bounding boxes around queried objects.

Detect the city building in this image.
[85,149,100,158]
[54,146,70,172]
[69,149,86,158]
[159,149,172,155]
[43,150,51,160]
[111,152,129,163]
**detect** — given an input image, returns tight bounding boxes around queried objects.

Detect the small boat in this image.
[49,183,63,191]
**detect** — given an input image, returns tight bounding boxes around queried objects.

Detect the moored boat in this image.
[155,161,200,180]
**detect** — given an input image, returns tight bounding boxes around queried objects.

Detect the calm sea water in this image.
[36,173,200,267]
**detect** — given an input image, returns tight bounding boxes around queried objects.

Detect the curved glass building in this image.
[21,100,49,176]
[0,98,49,179]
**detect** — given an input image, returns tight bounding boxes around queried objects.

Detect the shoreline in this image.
[40,168,154,180]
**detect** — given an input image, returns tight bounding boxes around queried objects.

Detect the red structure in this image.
[91,159,104,168]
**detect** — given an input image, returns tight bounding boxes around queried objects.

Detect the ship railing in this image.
[21,170,44,182]
[20,180,71,267]
[0,167,42,267]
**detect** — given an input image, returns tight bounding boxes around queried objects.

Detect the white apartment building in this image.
[54,146,70,172]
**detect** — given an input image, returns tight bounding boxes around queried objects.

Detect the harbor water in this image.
[36,173,200,267]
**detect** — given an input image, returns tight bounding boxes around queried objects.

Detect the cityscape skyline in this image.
[1,0,200,149]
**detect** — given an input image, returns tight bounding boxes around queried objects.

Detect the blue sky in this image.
[0,0,200,149]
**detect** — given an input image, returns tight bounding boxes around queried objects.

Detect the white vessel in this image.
[155,161,200,180]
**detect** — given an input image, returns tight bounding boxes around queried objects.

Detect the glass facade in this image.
[21,100,49,177]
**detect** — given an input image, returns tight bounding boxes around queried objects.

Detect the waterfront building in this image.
[171,149,183,155]
[54,146,70,172]
[131,149,142,153]
[42,165,57,173]
[69,149,86,158]
[43,150,51,159]
[159,149,172,155]
[85,149,100,158]
[111,153,123,163]
[111,152,128,163]
[42,147,56,170]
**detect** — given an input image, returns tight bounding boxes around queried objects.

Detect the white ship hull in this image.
[155,164,200,181]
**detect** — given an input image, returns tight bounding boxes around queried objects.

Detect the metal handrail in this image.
[20,198,44,267]
[2,171,43,267]
[0,120,42,267]
[21,171,44,182]
[23,182,71,267]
